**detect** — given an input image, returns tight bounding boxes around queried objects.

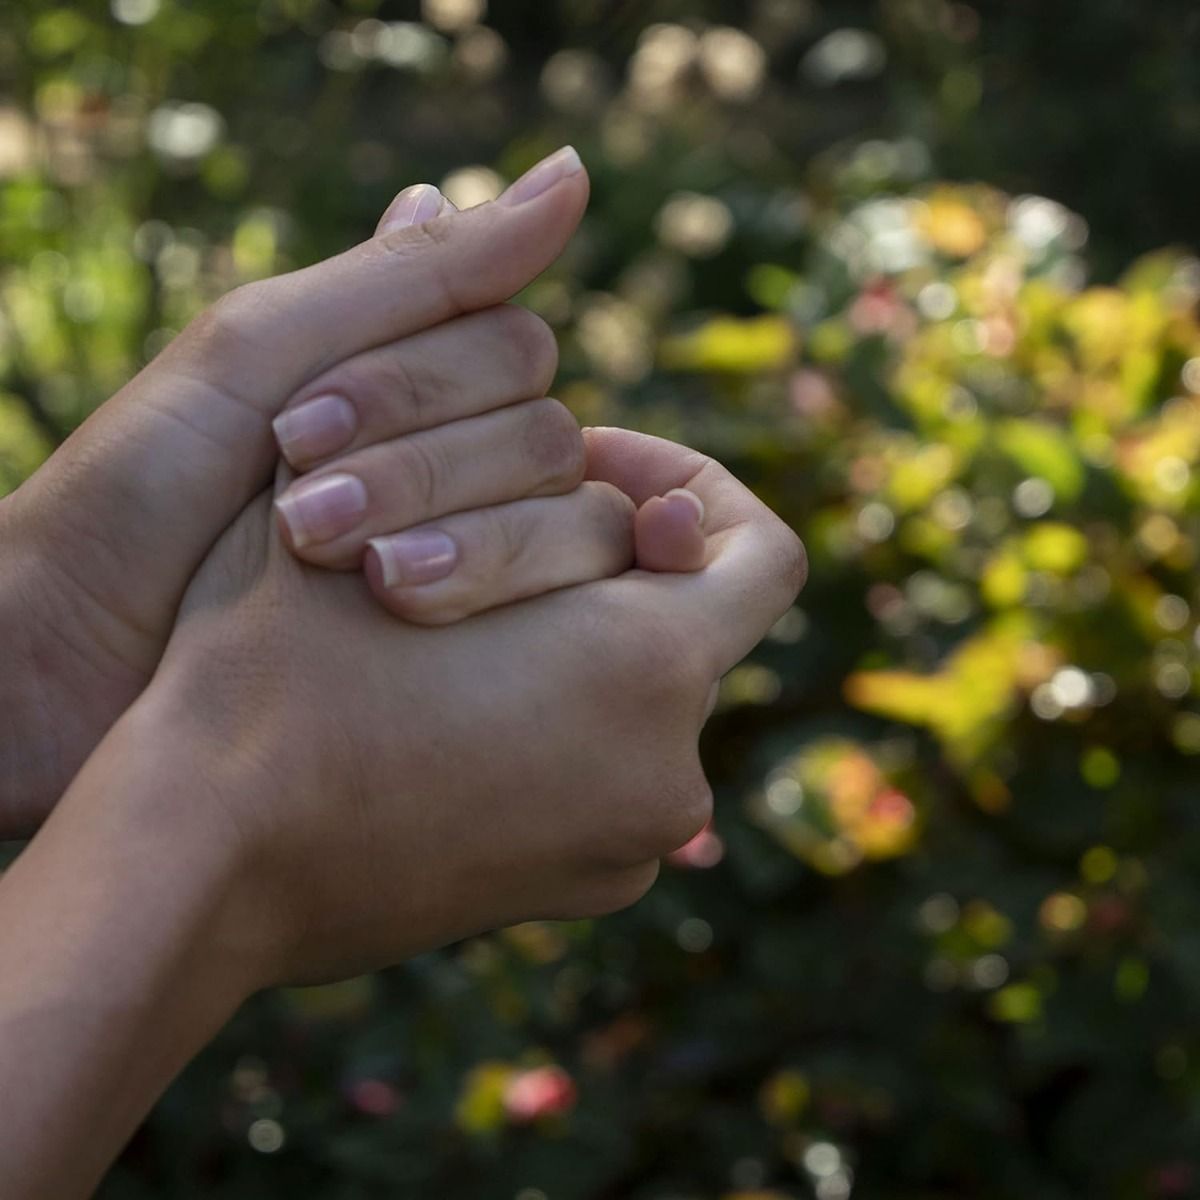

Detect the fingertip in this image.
[362,549,460,625]
[273,494,302,549]
[664,488,704,524]
[376,183,447,237]
[635,493,707,574]
[497,145,588,208]
[362,543,410,617]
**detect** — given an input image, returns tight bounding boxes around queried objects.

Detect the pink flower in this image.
[848,279,917,340]
[503,1066,577,1123]
[868,788,915,825]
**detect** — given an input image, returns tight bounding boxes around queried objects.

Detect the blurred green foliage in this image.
[5,1,1200,1197]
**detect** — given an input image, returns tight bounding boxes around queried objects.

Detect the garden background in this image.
[4,1,1200,1196]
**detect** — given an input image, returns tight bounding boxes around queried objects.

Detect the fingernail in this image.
[499,145,583,207]
[368,530,458,587]
[378,184,447,235]
[272,393,357,467]
[664,488,705,524]
[275,473,368,549]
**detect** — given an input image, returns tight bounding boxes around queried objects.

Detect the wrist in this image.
[79,685,276,1001]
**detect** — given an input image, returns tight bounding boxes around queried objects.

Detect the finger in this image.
[373,183,459,235]
[272,305,557,471]
[362,482,636,625]
[584,427,808,675]
[165,147,588,411]
[635,489,707,572]
[275,397,584,568]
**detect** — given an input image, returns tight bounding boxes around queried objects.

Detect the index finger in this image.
[584,427,808,675]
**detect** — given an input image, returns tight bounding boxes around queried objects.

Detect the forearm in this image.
[0,700,254,1199]
[0,521,52,829]
[0,509,102,838]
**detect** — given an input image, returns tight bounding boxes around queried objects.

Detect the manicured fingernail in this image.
[378,184,447,234]
[275,473,368,549]
[664,488,705,524]
[368,530,458,587]
[272,393,357,466]
[499,146,583,207]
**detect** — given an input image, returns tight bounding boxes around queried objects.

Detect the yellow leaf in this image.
[759,1068,811,1125]
[920,192,988,258]
[659,314,796,373]
[845,620,1039,764]
[981,547,1028,607]
[995,418,1085,500]
[455,1062,516,1134]
[887,442,960,511]
[1021,523,1088,574]
[989,982,1042,1023]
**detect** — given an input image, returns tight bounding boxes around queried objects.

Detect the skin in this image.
[0,427,805,1198]
[0,146,793,1195]
[0,151,697,837]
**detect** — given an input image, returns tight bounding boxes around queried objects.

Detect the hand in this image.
[270,176,706,621]
[144,428,806,986]
[267,302,639,624]
[0,432,758,1196]
[0,147,590,834]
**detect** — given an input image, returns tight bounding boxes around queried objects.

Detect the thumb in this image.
[634,490,707,573]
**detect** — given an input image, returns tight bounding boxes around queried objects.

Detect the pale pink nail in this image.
[275,473,368,549]
[663,489,705,524]
[368,530,458,588]
[377,184,447,235]
[272,393,357,467]
[498,146,583,207]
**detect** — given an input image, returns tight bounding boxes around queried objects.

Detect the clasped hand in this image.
[0,146,805,1198]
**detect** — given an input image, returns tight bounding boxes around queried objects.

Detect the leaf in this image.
[659,315,796,373]
[995,418,1085,500]
[1021,522,1089,573]
[845,619,1041,765]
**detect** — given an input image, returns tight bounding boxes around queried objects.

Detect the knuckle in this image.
[184,283,266,368]
[378,349,428,430]
[394,436,445,515]
[321,347,426,433]
[774,519,809,604]
[585,479,637,525]
[606,768,713,864]
[376,216,455,260]
[581,481,636,565]
[375,219,466,313]
[487,504,532,578]
[523,398,585,490]
[499,306,559,395]
[584,862,661,916]
[656,772,715,855]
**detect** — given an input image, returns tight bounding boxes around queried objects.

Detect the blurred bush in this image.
[5,2,1200,1198]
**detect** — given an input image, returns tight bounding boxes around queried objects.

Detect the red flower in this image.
[503,1066,578,1123]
